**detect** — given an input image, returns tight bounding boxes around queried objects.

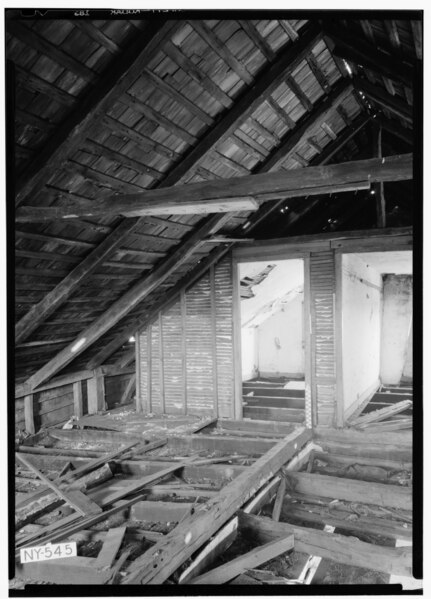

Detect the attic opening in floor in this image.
[9,9,421,592]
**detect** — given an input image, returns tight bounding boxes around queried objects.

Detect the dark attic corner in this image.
[9,9,421,592]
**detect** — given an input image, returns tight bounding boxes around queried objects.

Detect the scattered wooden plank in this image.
[282,502,412,541]
[24,394,35,435]
[177,476,281,584]
[348,400,412,428]
[284,472,411,511]
[363,418,413,433]
[15,556,109,585]
[188,535,294,584]
[130,501,193,523]
[272,477,286,521]
[95,527,127,569]
[123,428,311,584]
[178,518,238,584]
[15,453,102,516]
[138,438,167,454]
[239,512,412,577]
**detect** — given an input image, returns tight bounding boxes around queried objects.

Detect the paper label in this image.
[20,542,77,563]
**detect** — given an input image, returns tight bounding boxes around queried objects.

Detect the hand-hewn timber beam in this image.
[15,24,322,345]
[16,197,259,222]
[91,114,371,369]
[355,78,413,124]
[17,154,412,222]
[22,214,232,391]
[323,23,414,87]
[14,19,177,207]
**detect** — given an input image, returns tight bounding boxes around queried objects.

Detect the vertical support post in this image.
[72,381,83,419]
[87,367,105,414]
[372,123,386,228]
[210,265,219,418]
[135,330,142,413]
[24,393,35,435]
[180,289,187,415]
[303,256,313,429]
[334,251,344,428]
[147,325,152,413]
[232,255,243,420]
[159,311,165,414]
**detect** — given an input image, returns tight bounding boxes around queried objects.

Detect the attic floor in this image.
[13,404,414,587]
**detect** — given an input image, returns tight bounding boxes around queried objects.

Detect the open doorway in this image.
[238,258,306,424]
[339,250,412,428]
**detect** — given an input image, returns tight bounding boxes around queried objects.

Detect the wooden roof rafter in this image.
[15,22,323,346]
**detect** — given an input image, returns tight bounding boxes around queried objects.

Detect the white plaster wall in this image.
[342,254,382,415]
[380,275,413,384]
[241,327,258,381]
[257,295,304,376]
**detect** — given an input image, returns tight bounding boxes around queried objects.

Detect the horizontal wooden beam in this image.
[16,197,259,222]
[285,471,411,510]
[17,154,412,222]
[239,512,412,577]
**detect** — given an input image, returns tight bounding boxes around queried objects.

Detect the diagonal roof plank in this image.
[89,115,377,370]
[20,213,233,394]
[14,23,322,345]
[17,154,412,222]
[14,19,178,207]
[323,23,415,87]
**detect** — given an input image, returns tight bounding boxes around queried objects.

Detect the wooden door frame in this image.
[232,249,312,425]
[334,244,413,428]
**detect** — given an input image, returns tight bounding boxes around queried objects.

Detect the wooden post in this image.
[72,381,83,418]
[147,326,152,413]
[334,251,344,427]
[87,368,105,414]
[232,256,243,420]
[303,256,313,428]
[158,312,165,414]
[372,123,386,228]
[135,330,142,413]
[180,289,187,415]
[210,265,219,418]
[24,394,35,434]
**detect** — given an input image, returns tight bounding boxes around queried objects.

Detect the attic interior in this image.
[10,11,420,589]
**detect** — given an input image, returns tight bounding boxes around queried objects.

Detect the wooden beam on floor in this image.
[284,471,411,510]
[122,427,311,584]
[166,433,277,455]
[239,512,412,577]
[188,534,294,584]
[130,501,194,523]
[15,453,102,516]
[95,527,127,569]
[15,556,109,585]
